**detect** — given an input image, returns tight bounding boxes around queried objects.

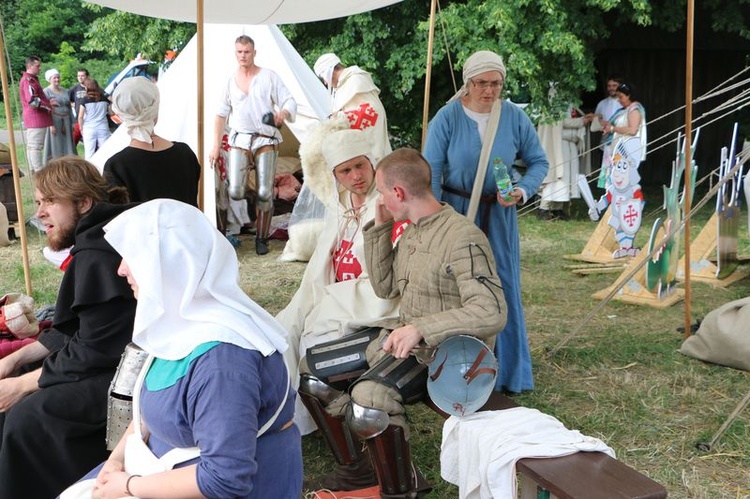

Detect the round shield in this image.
[426,335,498,417]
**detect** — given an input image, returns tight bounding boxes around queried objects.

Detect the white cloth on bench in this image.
[440,406,615,498]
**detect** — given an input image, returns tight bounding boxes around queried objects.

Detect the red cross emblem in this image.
[345,103,379,130]
[623,204,639,227]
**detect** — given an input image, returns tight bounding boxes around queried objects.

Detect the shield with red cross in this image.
[618,198,643,236]
[344,102,379,130]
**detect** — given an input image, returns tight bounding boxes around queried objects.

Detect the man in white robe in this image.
[276,118,403,436]
[313,53,392,161]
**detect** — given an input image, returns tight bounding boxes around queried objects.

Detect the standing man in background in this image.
[591,74,624,176]
[69,68,90,148]
[19,56,55,174]
[209,35,297,255]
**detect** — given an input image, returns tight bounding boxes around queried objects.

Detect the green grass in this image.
[1,170,749,497]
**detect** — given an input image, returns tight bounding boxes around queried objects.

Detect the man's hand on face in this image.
[374,195,394,226]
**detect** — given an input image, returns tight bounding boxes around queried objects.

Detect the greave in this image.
[298,389,359,465]
[298,385,377,491]
[255,206,273,241]
[365,425,416,497]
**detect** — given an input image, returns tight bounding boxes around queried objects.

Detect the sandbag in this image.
[679,296,750,372]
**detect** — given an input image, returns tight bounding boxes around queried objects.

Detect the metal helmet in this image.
[426,335,498,417]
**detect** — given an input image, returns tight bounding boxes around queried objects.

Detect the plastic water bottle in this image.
[492,158,514,202]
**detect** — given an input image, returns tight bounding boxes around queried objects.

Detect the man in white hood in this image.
[276,118,405,491]
[313,53,392,161]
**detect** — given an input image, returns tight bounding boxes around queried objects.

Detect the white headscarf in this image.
[111,77,160,144]
[314,53,341,89]
[103,199,289,360]
[321,128,373,172]
[449,50,507,103]
[44,69,59,83]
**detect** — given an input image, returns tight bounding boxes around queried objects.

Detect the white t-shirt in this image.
[217,67,297,146]
[595,96,620,122]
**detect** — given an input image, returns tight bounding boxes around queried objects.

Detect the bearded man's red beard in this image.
[47,210,82,251]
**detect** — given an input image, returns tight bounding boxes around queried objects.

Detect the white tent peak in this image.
[85,0,403,24]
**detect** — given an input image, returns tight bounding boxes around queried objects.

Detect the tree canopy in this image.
[2,0,748,145]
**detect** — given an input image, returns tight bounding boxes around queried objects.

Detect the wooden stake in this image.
[683,0,695,339]
[0,19,33,296]
[420,0,437,150]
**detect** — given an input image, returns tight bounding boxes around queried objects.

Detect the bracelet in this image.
[125,474,141,497]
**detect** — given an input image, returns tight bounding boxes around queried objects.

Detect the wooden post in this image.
[420,0,437,150]
[682,0,694,339]
[0,21,33,296]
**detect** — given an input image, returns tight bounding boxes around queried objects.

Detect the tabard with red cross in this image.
[344,102,379,131]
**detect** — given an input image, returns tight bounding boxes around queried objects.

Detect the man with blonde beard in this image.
[0,157,136,498]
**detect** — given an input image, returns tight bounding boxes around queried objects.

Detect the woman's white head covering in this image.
[314,53,341,89]
[449,50,507,103]
[45,69,59,83]
[111,77,160,144]
[103,199,289,360]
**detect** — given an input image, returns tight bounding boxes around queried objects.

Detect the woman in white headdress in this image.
[103,77,200,206]
[74,199,302,499]
[423,50,549,394]
[42,68,76,160]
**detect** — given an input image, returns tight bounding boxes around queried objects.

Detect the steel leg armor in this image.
[227,147,250,201]
[298,374,359,465]
[254,148,278,213]
[347,402,419,498]
[298,374,378,490]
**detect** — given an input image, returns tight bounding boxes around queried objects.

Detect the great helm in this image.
[427,335,498,417]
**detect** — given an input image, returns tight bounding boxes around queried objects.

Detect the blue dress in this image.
[72,343,302,498]
[424,99,549,393]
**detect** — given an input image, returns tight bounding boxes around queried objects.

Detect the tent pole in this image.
[197,0,205,211]
[420,0,437,150]
[0,21,32,296]
[682,0,694,339]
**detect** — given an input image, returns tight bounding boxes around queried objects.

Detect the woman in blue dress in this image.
[80,199,302,498]
[423,50,549,394]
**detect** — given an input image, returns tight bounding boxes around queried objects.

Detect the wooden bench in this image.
[428,393,667,499]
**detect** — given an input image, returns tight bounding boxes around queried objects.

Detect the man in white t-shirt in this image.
[592,74,624,178]
[209,35,297,255]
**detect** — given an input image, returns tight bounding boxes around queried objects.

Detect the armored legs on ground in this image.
[253,146,278,255]
[299,329,431,497]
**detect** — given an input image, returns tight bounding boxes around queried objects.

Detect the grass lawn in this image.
[1,153,748,497]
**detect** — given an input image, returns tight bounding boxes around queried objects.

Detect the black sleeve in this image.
[38,297,136,387]
[37,328,70,353]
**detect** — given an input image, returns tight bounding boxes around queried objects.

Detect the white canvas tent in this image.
[85,0,403,24]
[90,23,330,225]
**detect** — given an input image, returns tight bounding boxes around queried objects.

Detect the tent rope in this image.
[516,69,750,217]
[436,0,457,95]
